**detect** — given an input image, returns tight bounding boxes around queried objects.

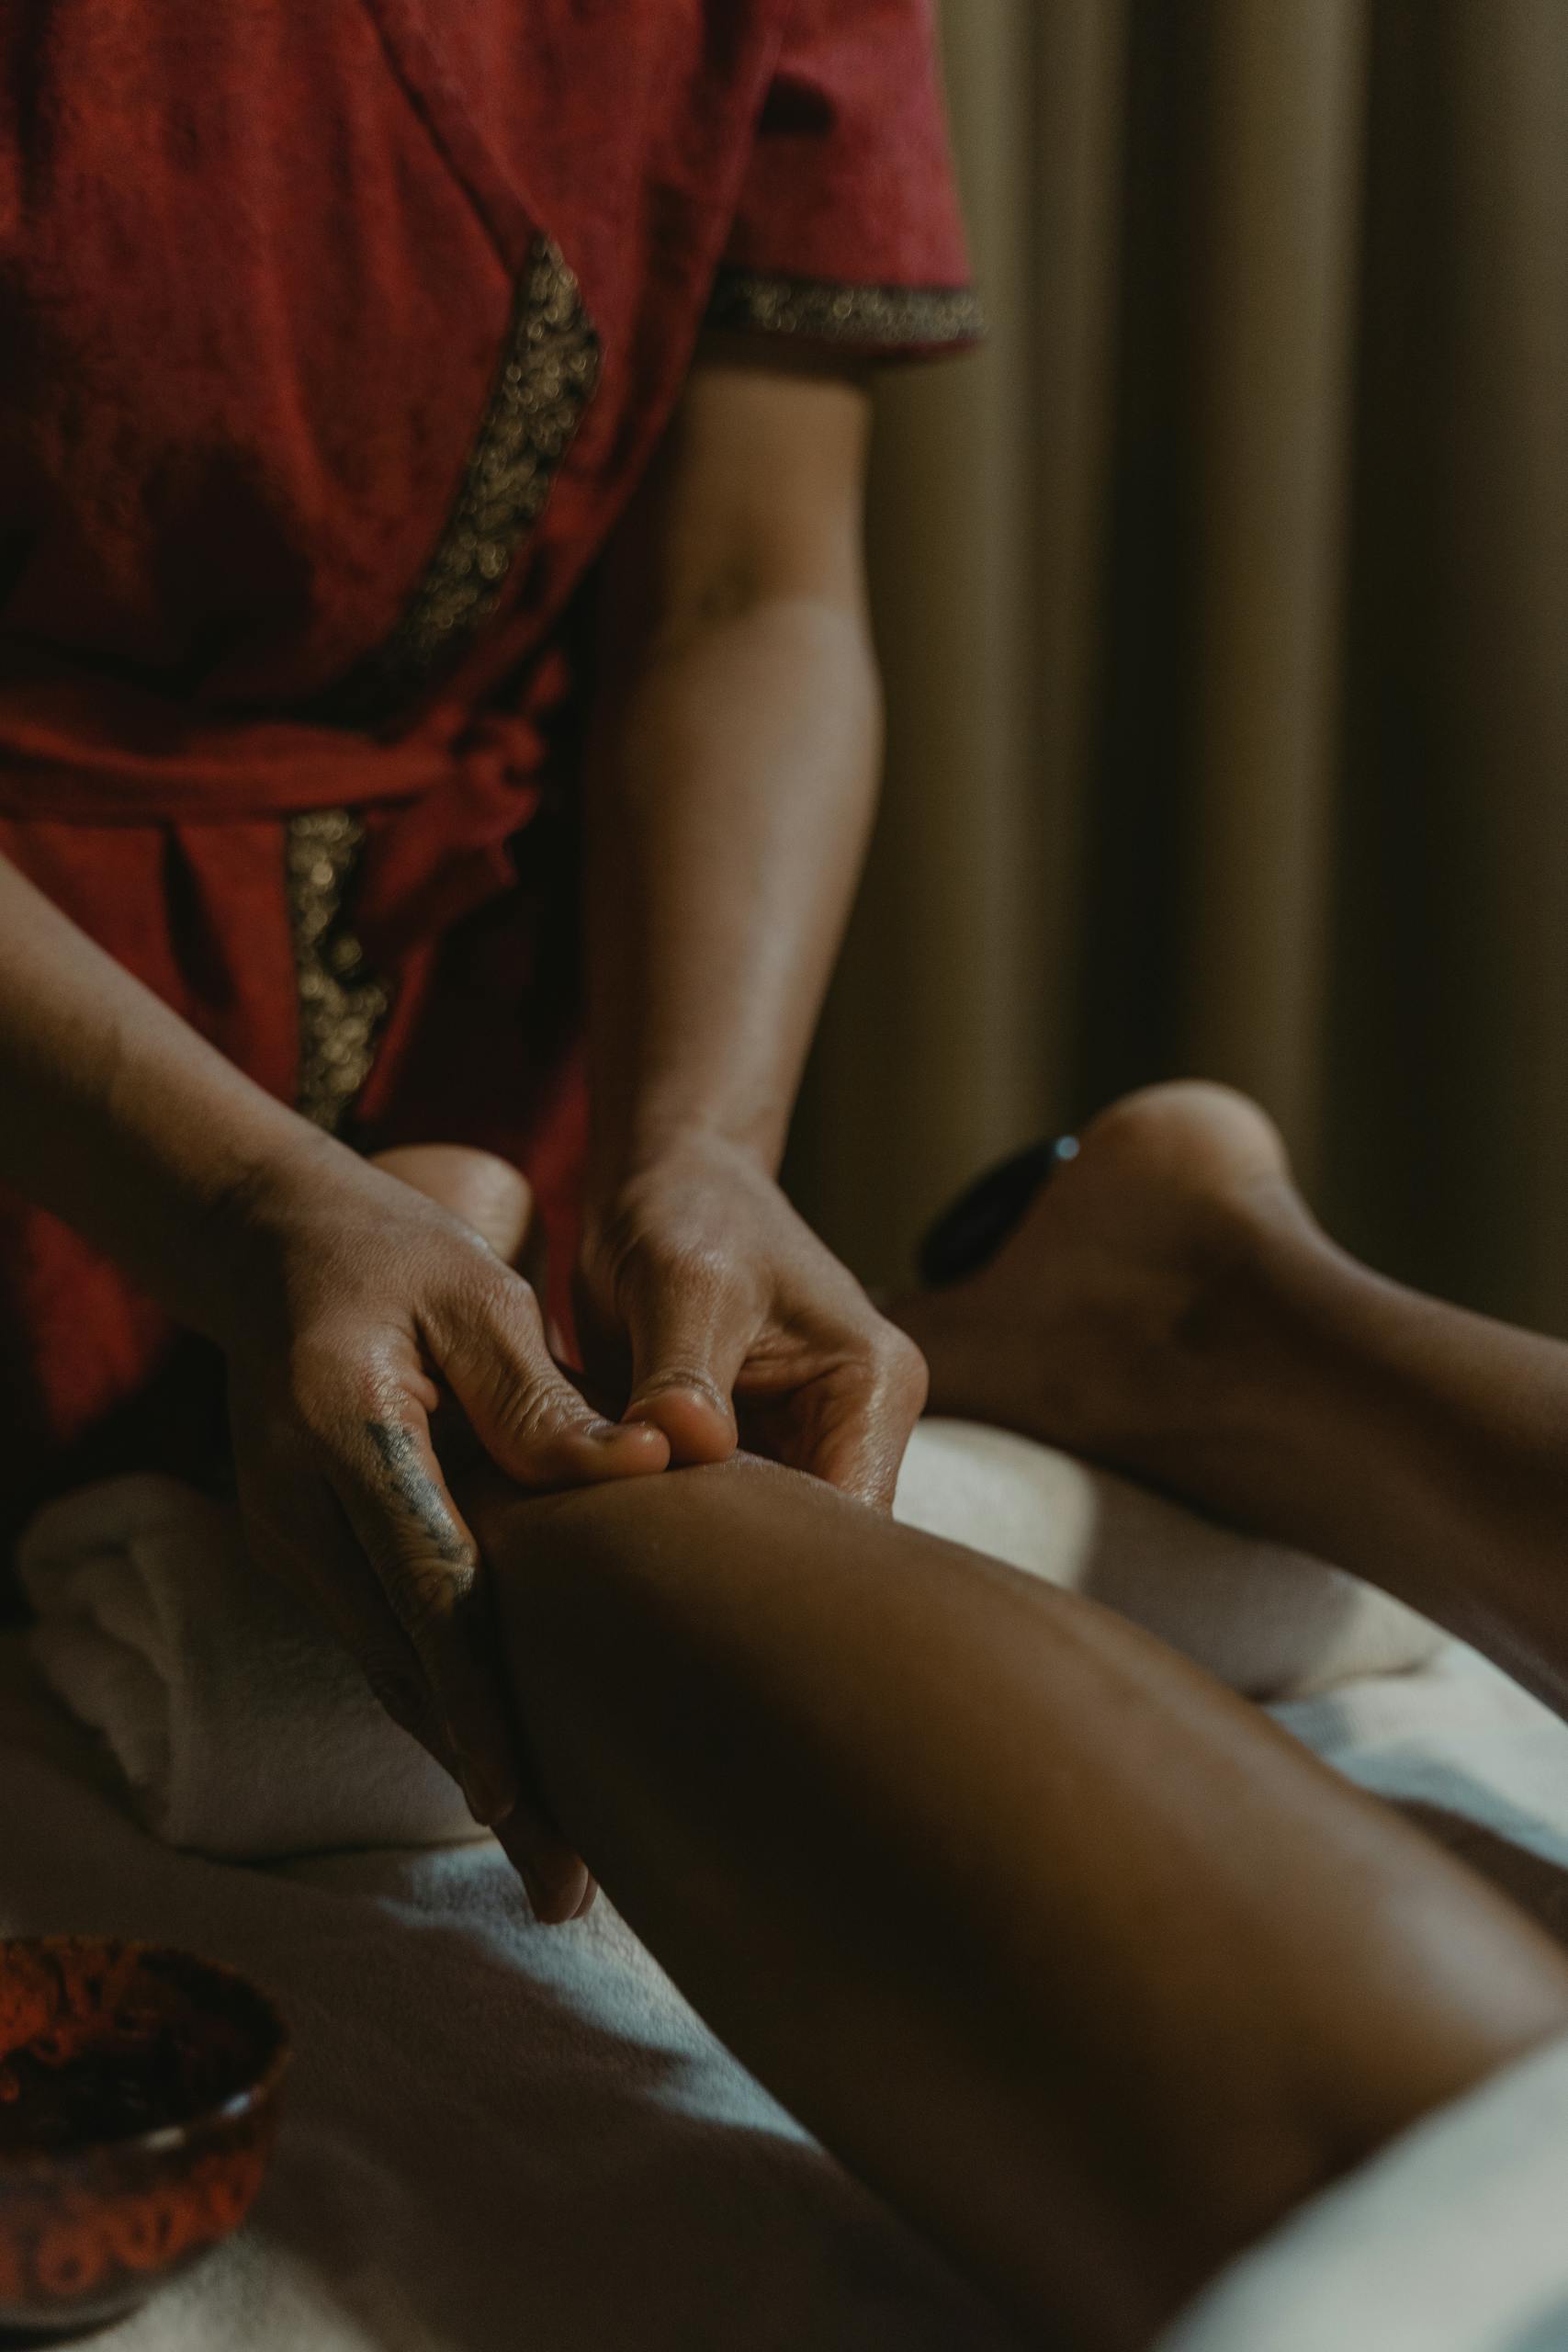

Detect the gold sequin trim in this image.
[704,268,985,351]
[317,234,601,726]
[287,809,390,1133]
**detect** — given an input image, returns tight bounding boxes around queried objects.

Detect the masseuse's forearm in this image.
[471,1460,1568,2350]
[583,589,879,1185]
[582,353,879,1191]
[0,851,330,1336]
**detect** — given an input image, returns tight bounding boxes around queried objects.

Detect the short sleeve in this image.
[705,0,983,362]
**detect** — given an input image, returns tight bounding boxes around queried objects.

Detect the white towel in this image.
[17,1476,481,1860]
[16,1421,1442,1863]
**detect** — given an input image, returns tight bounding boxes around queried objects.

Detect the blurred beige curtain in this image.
[785,0,1568,1333]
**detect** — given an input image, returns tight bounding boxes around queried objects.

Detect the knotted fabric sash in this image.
[0,646,563,966]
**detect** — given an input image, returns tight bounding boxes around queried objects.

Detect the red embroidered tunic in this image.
[0,0,977,1532]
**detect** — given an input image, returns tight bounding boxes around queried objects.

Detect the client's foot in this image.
[893,1083,1325,1500]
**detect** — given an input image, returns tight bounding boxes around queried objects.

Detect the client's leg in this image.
[464,1456,1568,2352]
[374,1143,1568,2340]
[896,1084,1568,1717]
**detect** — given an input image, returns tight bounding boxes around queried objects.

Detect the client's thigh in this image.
[466,1458,1568,2352]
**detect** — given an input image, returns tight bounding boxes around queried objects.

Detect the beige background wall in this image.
[786,0,1568,1334]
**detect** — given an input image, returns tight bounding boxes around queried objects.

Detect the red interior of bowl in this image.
[0,1941,285,2162]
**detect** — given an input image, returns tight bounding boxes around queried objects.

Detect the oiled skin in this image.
[357,1132,1568,2346]
[464,1457,1568,2352]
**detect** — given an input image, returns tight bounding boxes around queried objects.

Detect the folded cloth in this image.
[894,1419,1444,1701]
[17,1476,480,1859]
[17,1419,1443,1863]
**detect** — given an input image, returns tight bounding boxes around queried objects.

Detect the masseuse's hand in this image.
[219,1146,666,1885]
[577,1134,928,1510]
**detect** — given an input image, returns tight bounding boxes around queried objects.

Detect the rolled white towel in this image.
[894,1420,1445,1701]
[17,1474,481,1859]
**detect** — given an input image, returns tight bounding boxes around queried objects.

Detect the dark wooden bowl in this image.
[0,1938,288,2340]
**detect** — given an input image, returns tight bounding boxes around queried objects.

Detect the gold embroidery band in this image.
[319,232,602,728]
[287,808,390,1133]
[705,268,984,352]
[291,234,601,1125]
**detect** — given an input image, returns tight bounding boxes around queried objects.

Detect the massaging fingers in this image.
[234,1337,519,1818]
[247,1442,591,1918]
[766,1322,929,1512]
[491,1807,597,1925]
[325,1405,525,1831]
[615,1238,756,1464]
[333,1396,614,1917]
[327,1409,597,1918]
[429,1263,669,1488]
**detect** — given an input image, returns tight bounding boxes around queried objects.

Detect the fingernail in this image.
[459,1761,516,1830]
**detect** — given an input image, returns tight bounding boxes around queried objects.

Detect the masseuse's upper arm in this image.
[606,351,874,657]
[606,0,981,650]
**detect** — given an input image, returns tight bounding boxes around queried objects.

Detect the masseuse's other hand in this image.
[219,1143,666,1907]
[577,1135,928,1510]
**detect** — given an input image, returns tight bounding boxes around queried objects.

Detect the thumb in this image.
[620,1259,752,1466]
[436,1272,668,1489]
